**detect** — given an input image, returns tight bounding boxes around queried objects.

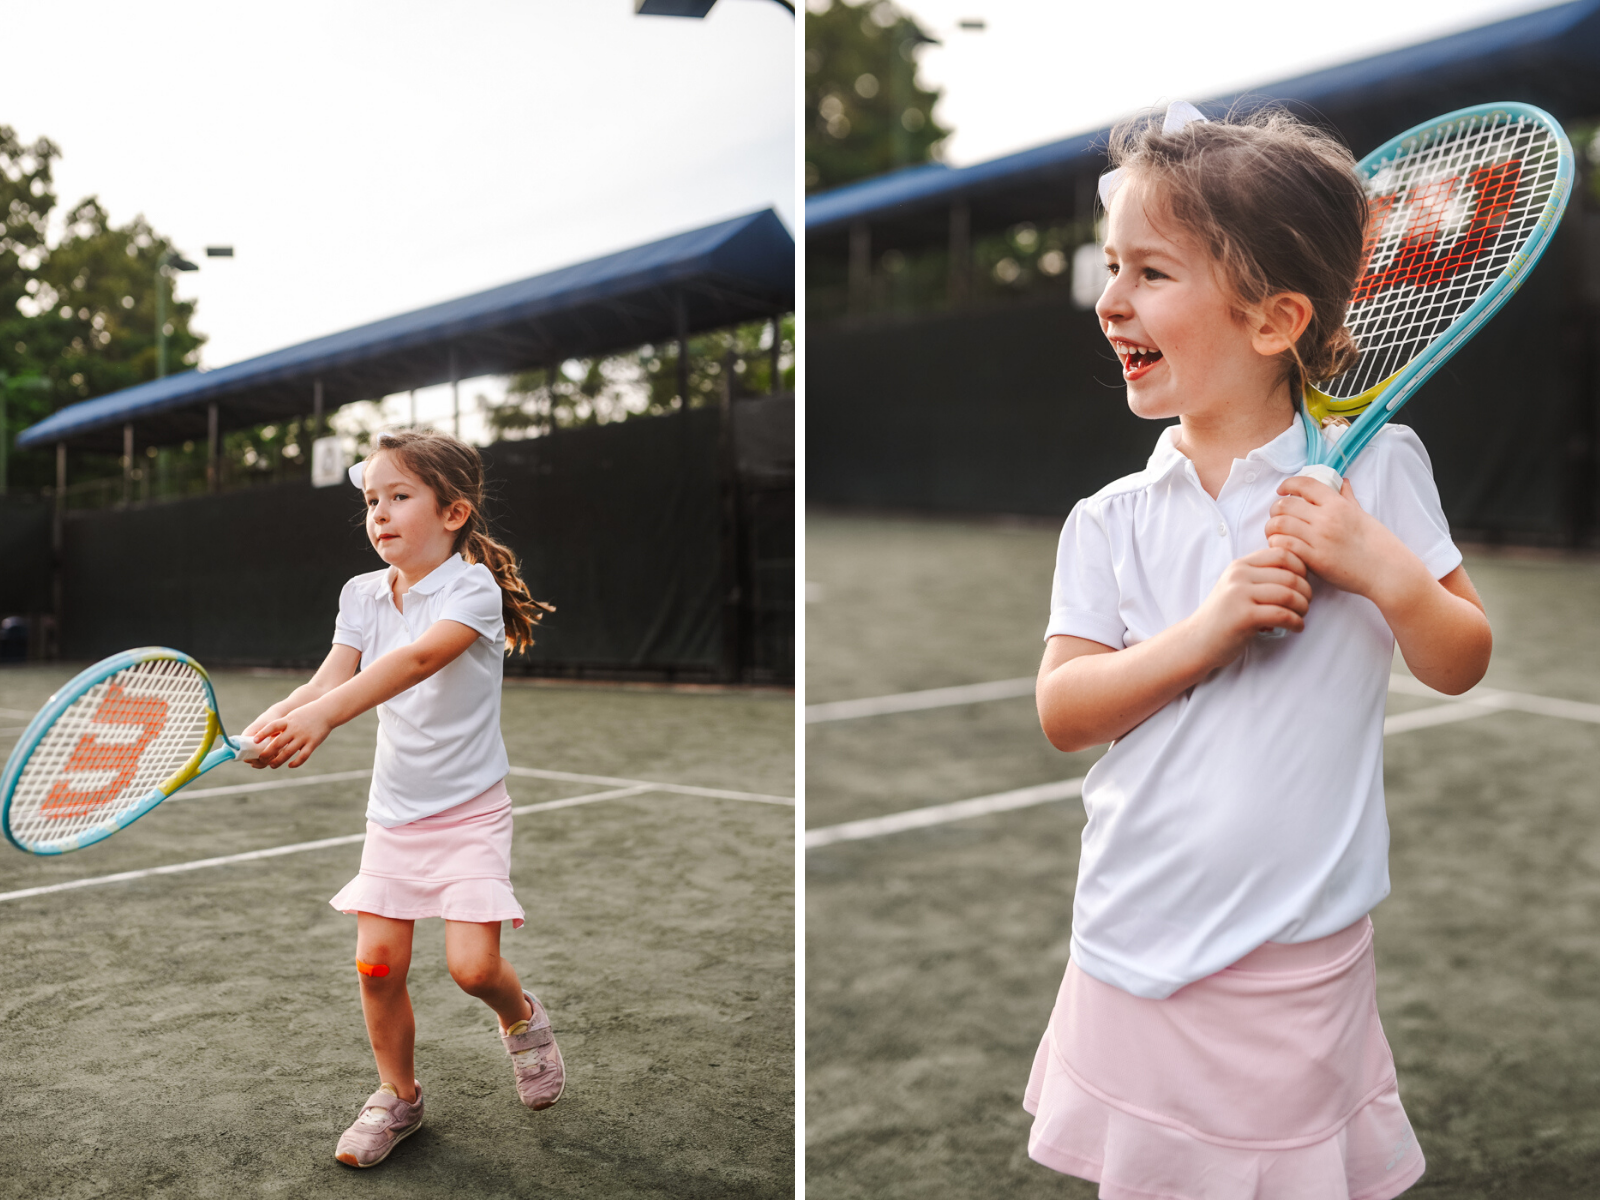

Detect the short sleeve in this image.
[438,563,505,641]
[332,577,367,651]
[1045,499,1128,649]
[1366,425,1462,581]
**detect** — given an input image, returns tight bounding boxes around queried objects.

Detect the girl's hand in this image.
[1265,477,1405,600]
[252,703,334,769]
[1189,546,1313,661]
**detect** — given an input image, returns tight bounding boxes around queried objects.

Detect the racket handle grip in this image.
[1256,626,1288,640]
[232,735,262,762]
[1295,463,1343,491]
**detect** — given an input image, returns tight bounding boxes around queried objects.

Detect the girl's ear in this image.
[1250,292,1314,357]
[441,499,473,534]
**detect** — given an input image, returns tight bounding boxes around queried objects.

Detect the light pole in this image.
[156,245,232,378]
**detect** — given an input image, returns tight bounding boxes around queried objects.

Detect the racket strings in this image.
[1321,113,1563,401]
[7,659,215,850]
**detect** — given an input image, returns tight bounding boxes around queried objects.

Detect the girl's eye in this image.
[1143,267,1169,281]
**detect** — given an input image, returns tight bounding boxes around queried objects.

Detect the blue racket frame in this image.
[0,647,252,854]
[1299,103,1574,480]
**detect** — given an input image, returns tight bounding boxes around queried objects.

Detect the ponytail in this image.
[369,429,554,656]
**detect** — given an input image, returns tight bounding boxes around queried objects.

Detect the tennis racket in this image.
[1258,103,1572,639]
[1295,102,1573,490]
[1,647,260,855]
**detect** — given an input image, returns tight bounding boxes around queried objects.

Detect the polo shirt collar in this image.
[368,552,470,598]
[1145,417,1308,483]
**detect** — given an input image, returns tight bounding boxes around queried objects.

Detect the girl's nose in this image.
[1095,273,1127,324]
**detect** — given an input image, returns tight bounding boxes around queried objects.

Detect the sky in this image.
[0,0,795,441]
[886,0,1565,166]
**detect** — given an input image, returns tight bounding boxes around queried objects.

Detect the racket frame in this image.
[0,647,249,855]
[1300,102,1574,479]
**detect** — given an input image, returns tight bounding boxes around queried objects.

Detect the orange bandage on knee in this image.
[356,959,390,978]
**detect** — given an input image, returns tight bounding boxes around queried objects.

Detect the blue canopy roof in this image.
[806,0,1600,246]
[20,208,794,451]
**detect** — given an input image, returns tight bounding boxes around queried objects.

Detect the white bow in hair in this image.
[1097,100,1209,209]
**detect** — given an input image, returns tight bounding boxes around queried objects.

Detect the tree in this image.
[0,125,206,493]
[805,0,949,192]
[479,315,795,441]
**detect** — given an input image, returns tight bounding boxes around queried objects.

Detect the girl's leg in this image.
[356,913,418,1100]
[444,920,533,1030]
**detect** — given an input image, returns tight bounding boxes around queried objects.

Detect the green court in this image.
[806,511,1600,1199]
[0,670,793,1199]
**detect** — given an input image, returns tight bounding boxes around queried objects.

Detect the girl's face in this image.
[362,451,470,574]
[1095,180,1289,426]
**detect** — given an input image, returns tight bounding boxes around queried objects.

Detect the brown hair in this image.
[369,429,553,655]
[1105,106,1368,390]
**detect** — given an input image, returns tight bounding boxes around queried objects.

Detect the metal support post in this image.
[675,295,690,414]
[409,389,417,428]
[313,379,324,438]
[848,220,871,315]
[769,315,781,394]
[948,199,971,309]
[451,348,460,440]
[52,441,64,659]
[206,402,220,493]
[122,423,133,506]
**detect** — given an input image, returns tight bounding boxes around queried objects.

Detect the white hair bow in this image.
[1097,100,1209,209]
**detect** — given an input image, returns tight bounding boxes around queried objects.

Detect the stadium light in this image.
[156,248,230,378]
[635,0,794,15]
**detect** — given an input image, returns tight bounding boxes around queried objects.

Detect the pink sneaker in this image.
[499,990,565,1109]
[334,1081,424,1167]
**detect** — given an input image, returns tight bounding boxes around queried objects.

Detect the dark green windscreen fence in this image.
[34,406,791,681]
[808,209,1590,544]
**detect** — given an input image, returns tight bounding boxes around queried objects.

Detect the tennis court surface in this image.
[806,511,1600,1199]
[0,671,793,1199]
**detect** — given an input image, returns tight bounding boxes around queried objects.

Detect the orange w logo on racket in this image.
[1352,160,1522,303]
[41,685,169,820]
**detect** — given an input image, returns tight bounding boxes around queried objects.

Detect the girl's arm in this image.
[240,645,363,768]
[251,620,482,769]
[1038,547,1312,752]
[1266,477,1491,695]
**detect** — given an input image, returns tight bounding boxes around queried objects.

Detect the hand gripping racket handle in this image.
[1257,464,1343,640]
[196,734,262,774]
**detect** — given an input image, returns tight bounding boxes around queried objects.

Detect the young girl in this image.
[242,430,560,1168]
[1025,107,1493,1197]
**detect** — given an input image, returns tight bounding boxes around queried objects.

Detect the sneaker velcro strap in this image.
[506,1026,554,1052]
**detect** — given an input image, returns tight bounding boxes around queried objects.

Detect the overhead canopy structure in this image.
[19,208,794,453]
[806,0,1600,252]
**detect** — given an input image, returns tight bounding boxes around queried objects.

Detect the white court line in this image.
[0,707,33,721]
[0,779,789,905]
[805,779,1084,848]
[807,678,1600,849]
[805,678,1034,723]
[168,769,375,800]
[507,766,794,805]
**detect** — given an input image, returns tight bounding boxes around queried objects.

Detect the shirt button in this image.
[1217,522,1227,536]
[1245,471,1258,483]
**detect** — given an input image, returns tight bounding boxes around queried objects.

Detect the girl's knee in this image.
[448,956,500,996]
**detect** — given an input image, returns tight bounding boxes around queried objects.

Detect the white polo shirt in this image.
[332,553,510,828]
[1049,421,1460,999]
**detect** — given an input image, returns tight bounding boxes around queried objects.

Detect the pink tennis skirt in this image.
[329,779,525,928]
[1024,917,1424,1199]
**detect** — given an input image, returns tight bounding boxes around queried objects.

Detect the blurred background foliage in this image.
[0,126,204,493]
[805,0,948,192]
[479,315,795,441]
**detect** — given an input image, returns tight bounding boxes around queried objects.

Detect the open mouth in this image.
[1111,339,1164,378]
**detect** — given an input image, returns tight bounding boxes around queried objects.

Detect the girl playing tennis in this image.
[1026,106,1492,1197]
[242,429,560,1168]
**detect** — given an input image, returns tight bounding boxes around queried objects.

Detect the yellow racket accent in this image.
[1302,368,1404,427]
[159,707,221,795]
